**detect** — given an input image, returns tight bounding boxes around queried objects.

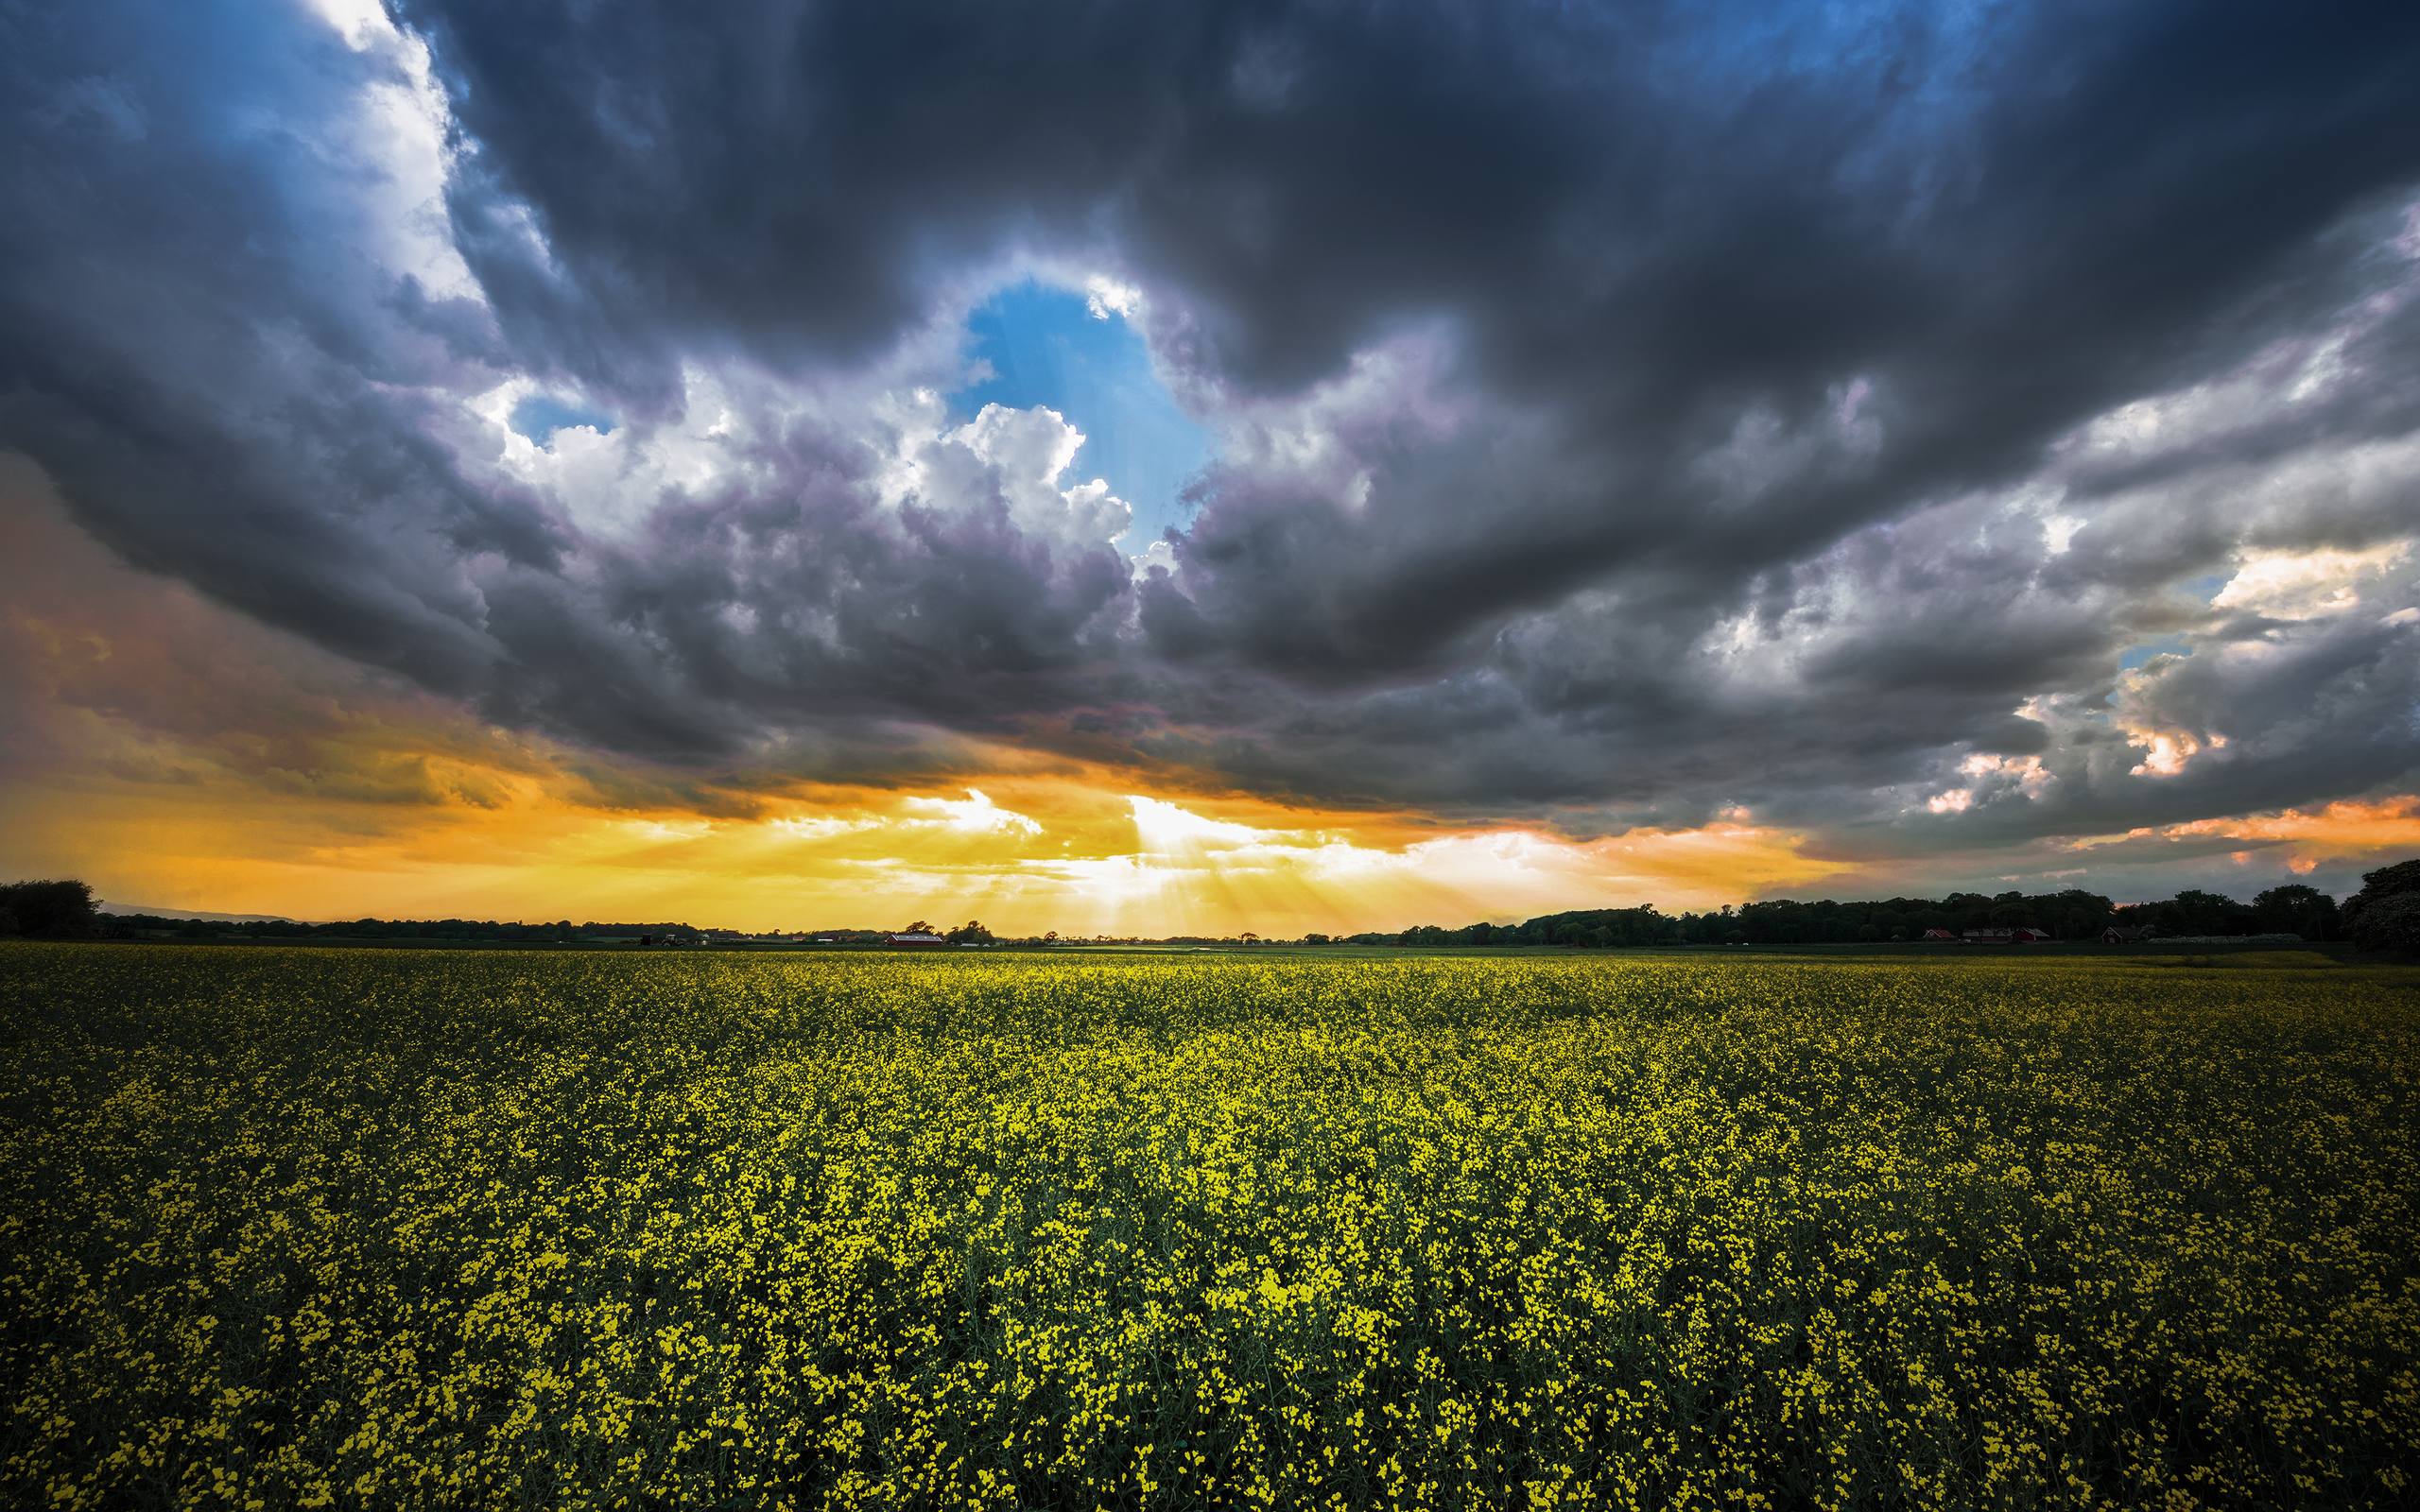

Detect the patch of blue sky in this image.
[2115,575,2235,672]
[510,393,616,443]
[954,279,1213,548]
[2118,637,2193,671]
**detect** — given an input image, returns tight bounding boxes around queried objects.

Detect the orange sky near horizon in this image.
[5,462,2415,935]
[1,466,1858,933]
[0,768,1851,936]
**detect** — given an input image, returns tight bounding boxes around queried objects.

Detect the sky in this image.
[2,0,2417,936]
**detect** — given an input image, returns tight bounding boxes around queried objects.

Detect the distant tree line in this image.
[7,858,2417,953]
[1373,876,2394,949]
[87,911,701,945]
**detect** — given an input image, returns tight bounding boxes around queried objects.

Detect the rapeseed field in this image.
[2,944,2414,1510]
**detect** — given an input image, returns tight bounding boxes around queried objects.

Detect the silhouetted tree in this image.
[2253,883,2340,940]
[0,879,98,938]
[2349,893,2420,953]
[2345,859,2420,952]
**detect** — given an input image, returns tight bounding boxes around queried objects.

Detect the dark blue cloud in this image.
[0,0,2415,858]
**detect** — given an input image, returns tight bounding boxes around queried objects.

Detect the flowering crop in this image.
[3,944,2415,1509]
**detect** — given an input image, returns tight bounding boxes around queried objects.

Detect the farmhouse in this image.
[888,931,947,948]
[1923,926,2053,944]
[2101,925,2151,944]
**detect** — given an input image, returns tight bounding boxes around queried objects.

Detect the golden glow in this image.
[0,464,1841,934]
[0,747,1841,935]
[2127,729,2225,779]
[2210,541,2411,621]
[2068,799,2420,876]
[6,460,2407,935]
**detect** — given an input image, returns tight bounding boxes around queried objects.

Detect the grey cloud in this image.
[401,0,2420,670]
[2,0,2418,871]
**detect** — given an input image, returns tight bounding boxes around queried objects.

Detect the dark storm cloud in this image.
[399,0,2420,656]
[0,2,528,692]
[0,0,1144,764]
[3,0,2418,858]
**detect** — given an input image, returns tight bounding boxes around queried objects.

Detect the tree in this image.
[2346,859,2420,952]
[2348,892,2420,954]
[944,919,994,944]
[903,919,933,935]
[0,879,98,938]
[2253,884,2339,940]
[2169,889,2249,936]
[2044,888,2115,939]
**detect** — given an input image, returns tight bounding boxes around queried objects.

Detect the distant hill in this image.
[98,902,300,924]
